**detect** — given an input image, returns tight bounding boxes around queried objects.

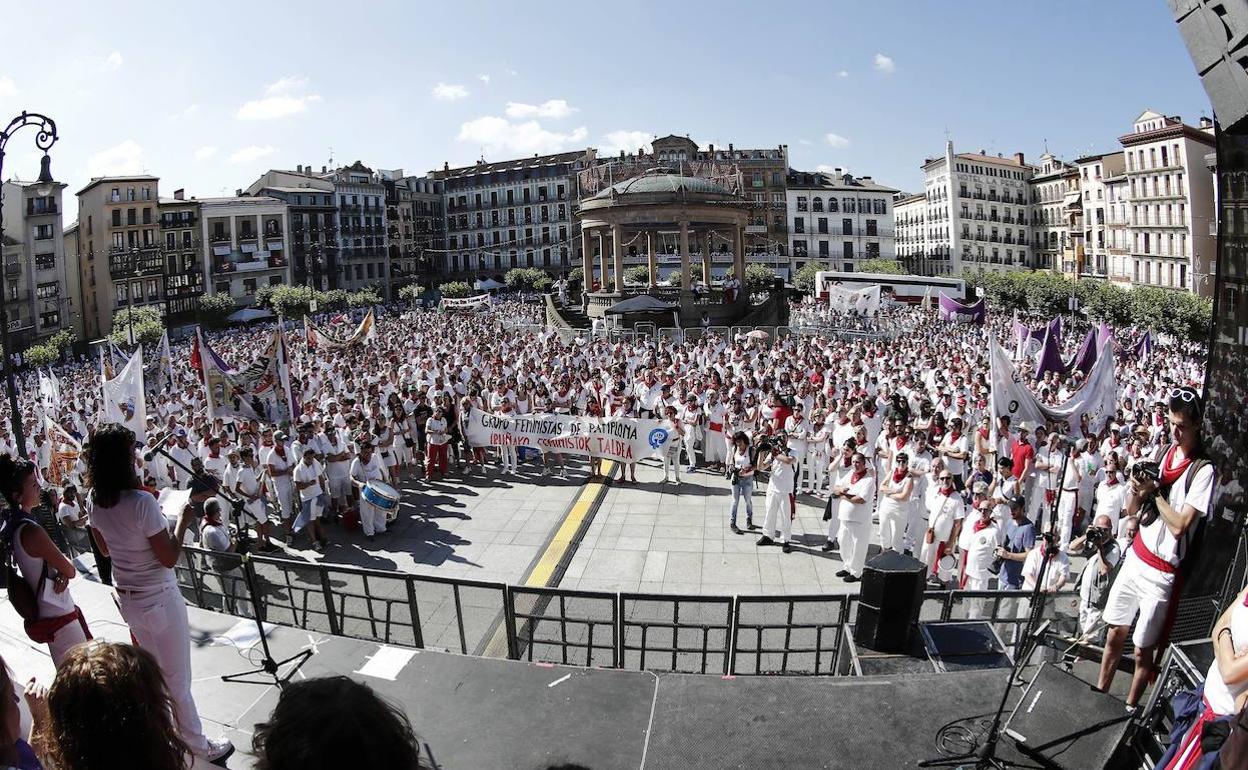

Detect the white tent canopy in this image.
[474,278,506,291]
[227,307,276,323]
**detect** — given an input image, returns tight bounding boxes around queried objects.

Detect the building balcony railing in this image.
[4,262,21,277]
[209,233,231,244]
[25,201,58,216]
[161,215,198,229]
[237,233,258,242]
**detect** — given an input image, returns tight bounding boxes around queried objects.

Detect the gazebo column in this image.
[611,223,624,294]
[733,225,746,302]
[701,231,711,286]
[679,221,691,299]
[581,228,593,292]
[646,231,657,287]
[596,233,608,291]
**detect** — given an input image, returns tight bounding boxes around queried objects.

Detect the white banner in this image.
[988,338,1116,438]
[101,348,148,441]
[306,309,376,351]
[827,284,881,316]
[439,294,491,312]
[463,407,675,463]
[200,329,297,426]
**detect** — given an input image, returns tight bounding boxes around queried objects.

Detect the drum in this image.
[937,553,958,582]
[362,480,400,522]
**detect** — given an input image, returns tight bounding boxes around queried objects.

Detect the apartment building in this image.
[1029,153,1078,273]
[787,169,897,275]
[246,167,340,291]
[158,191,204,324]
[1073,151,1126,279]
[1,179,77,347]
[893,192,929,274]
[199,196,291,306]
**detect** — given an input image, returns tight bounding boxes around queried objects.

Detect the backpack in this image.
[0,509,47,623]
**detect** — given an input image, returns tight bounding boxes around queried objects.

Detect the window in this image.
[146,279,159,300]
[39,311,59,329]
[269,275,282,287]
[166,232,176,250]
[817,217,828,234]
[242,278,257,295]
[35,253,55,271]
[827,198,838,213]
[796,196,808,212]
[812,197,823,212]
[34,224,53,240]
[36,282,58,300]
[843,241,853,258]
[842,218,852,235]
[793,217,805,234]
[843,198,855,213]
[873,200,886,215]
[116,283,129,303]
[818,240,829,257]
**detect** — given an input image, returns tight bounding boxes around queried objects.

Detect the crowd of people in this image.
[0,293,1243,766]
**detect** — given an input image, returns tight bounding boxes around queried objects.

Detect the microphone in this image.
[143,429,179,462]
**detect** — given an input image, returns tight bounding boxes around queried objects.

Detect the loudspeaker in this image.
[1005,663,1132,770]
[919,621,1012,672]
[853,551,925,652]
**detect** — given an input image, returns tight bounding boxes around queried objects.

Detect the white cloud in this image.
[505,99,578,119]
[816,164,838,174]
[0,76,17,99]
[228,145,275,165]
[824,132,851,149]
[102,51,124,71]
[837,70,849,79]
[873,53,895,74]
[432,82,470,101]
[798,138,814,146]
[478,74,491,85]
[193,145,218,161]
[237,94,321,120]
[600,130,653,155]
[457,116,588,156]
[169,104,199,120]
[87,140,144,177]
[265,76,308,94]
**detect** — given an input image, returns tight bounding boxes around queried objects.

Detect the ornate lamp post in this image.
[0,111,58,455]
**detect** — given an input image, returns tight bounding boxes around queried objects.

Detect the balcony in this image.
[4,261,20,277]
[108,248,164,279]
[25,201,58,216]
[209,232,231,244]
[161,214,197,229]
[237,232,259,243]
[972,192,985,200]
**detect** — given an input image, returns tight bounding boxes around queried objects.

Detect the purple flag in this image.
[1033,326,1067,379]
[938,292,985,323]
[1072,329,1098,375]
[1132,330,1154,362]
[1096,322,1113,353]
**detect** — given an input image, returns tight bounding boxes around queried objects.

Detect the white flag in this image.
[101,348,148,442]
[989,338,1116,438]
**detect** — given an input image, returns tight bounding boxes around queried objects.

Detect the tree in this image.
[262,285,317,319]
[315,289,349,312]
[858,259,909,275]
[110,305,165,346]
[504,267,548,292]
[197,293,237,328]
[252,284,276,311]
[794,261,822,293]
[346,287,381,308]
[438,281,473,299]
[567,266,584,286]
[664,271,682,288]
[22,344,59,368]
[623,265,650,285]
[742,263,777,291]
[398,284,422,304]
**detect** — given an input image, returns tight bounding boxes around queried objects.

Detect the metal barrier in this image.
[174,547,1085,676]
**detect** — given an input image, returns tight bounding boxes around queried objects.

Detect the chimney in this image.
[1199,116,1213,129]
[173,188,184,200]
[708,144,714,153]
[443,162,449,172]
[296,164,303,173]
[860,176,872,183]
[322,165,327,173]
[235,188,243,197]
[620,150,625,158]
[979,149,986,155]
[1014,152,1025,165]
[728,143,734,153]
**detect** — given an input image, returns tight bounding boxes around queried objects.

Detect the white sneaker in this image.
[203,737,235,763]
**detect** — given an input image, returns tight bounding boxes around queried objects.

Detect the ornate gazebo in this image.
[577,173,750,325]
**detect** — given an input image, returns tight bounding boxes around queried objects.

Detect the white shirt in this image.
[88,490,176,590]
[293,459,324,502]
[837,473,877,524]
[1135,448,1215,572]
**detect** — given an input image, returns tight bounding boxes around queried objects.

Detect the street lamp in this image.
[0,111,58,457]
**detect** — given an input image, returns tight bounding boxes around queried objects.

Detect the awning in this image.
[226,307,276,323]
[1063,190,1082,208]
[212,245,232,257]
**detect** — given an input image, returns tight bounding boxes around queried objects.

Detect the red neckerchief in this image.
[1160,445,1193,488]
[895,436,909,450]
[977,427,988,439]
[949,431,961,443]
[841,456,853,469]
[939,485,955,497]
[838,417,850,426]
[851,469,866,484]
[973,517,991,533]
[892,468,907,484]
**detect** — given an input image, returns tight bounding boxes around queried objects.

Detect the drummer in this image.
[350,439,391,542]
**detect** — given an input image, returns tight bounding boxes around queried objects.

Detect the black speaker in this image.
[853,551,925,652]
[919,621,1012,672]
[772,277,785,290]
[1004,663,1132,770]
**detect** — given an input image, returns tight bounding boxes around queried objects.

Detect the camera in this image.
[1131,461,1160,485]
[1084,525,1111,547]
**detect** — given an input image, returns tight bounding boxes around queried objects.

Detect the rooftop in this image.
[787,169,898,194]
[434,149,589,180]
[587,173,734,200]
[76,175,159,196]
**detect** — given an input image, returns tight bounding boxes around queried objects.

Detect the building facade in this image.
[1118,110,1216,295]
[893,192,929,274]
[786,169,897,274]
[434,150,588,278]
[246,167,340,291]
[381,171,445,289]
[319,162,389,294]
[74,176,163,339]
[1029,152,1077,273]
[1073,151,1126,280]
[1,179,76,348]
[199,196,291,306]
[158,191,204,325]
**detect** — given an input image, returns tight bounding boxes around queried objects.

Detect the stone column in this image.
[611,223,623,294]
[701,231,711,286]
[596,233,608,291]
[733,225,745,302]
[646,231,657,287]
[581,227,593,292]
[679,221,691,300]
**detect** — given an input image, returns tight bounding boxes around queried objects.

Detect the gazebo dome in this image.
[587,173,734,201]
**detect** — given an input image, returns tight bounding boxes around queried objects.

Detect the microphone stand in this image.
[147,443,313,689]
[919,442,1073,769]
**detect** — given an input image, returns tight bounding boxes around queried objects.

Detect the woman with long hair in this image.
[0,455,88,667]
[84,424,232,764]
[0,656,43,770]
[44,641,190,770]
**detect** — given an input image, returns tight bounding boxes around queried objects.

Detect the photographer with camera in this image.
[755,439,797,553]
[726,432,756,534]
[1096,386,1214,710]
[1068,513,1123,643]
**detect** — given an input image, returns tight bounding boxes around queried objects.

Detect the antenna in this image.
[328,146,334,168]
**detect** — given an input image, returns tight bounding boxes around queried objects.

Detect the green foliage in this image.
[743,263,777,291]
[252,284,276,311]
[664,271,682,288]
[197,293,237,328]
[22,343,60,367]
[623,265,650,285]
[503,267,549,292]
[110,305,165,346]
[858,259,909,275]
[533,276,553,293]
[346,288,381,308]
[567,266,584,285]
[315,289,349,311]
[794,261,822,292]
[398,284,422,303]
[251,285,319,319]
[438,281,473,299]
[959,269,1212,342]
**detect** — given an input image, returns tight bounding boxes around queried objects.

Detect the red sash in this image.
[1132,533,1177,574]
[25,605,91,645]
[1162,696,1218,770]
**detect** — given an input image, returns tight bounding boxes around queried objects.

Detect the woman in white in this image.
[804,407,830,497]
[85,424,233,763]
[660,405,685,485]
[877,452,914,553]
[0,455,88,667]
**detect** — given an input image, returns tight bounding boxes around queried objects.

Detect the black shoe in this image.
[835,568,850,577]
[781,543,792,553]
[843,574,860,583]
[755,536,774,546]
[821,542,835,553]
[827,539,839,550]
[746,521,758,531]
[730,524,742,535]
[903,549,913,557]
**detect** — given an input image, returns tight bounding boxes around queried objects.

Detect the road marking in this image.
[547,673,572,688]
[524,460,615,588]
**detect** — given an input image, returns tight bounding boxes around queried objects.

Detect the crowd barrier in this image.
[173,546,1080,676]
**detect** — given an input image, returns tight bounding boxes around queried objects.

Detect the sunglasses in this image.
[1169,388,1198,404]
[939,476,952,481]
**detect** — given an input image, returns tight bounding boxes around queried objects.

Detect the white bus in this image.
[814,271,968,304]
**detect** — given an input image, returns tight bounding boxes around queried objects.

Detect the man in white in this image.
[756,442,798,553]
[679,393,703,473]
[877,452,914,553]
[830,452,876,582]
[959,494,1004,618]
[260,430,294,529]
[784,402,811,488]
[350,441,390,541]
[233,447,275,551]
[922,464,964,582]
[293,445,329,551]
[1097,387,1214,709]
[702,390,727,470]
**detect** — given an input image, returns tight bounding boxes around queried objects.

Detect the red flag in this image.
[190,331,202,375]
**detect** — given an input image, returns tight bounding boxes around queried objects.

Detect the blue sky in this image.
[0,0,1211,205]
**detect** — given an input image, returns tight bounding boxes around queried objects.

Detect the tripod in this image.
[919,442,1073,769]
[149,444,313,689]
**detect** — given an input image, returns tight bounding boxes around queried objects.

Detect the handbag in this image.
[1,513,44,623]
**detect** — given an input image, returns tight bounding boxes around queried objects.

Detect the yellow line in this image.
[524,460,615,587]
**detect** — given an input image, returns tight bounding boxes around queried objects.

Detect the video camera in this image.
[1131,460,1161,485]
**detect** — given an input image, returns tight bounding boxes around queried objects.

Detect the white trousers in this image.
[1057,490,1078,550]
[271,478,293,522]
[117,583,211,756]
[360,500,388,537]
[703,430,725,464]
[877,499,907,553]
[903,499,926,553]
[763,488,793,543]
[838,519,871,577]
[47,613,89,668]
[498,444,517,473]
